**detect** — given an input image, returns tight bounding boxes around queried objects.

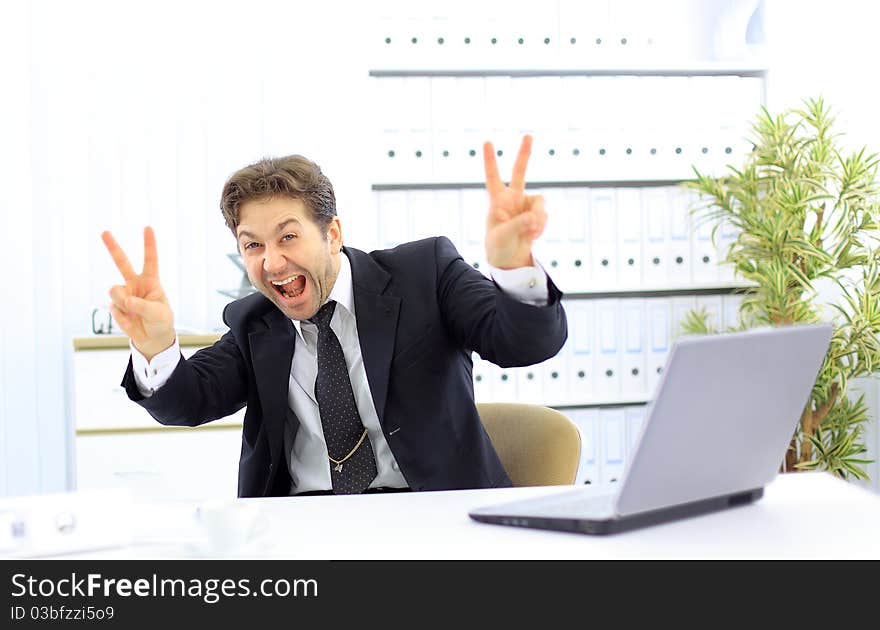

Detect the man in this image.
[102,135,567,497]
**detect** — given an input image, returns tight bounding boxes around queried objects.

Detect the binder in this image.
[641,186,670,286]
[568,0,610,60]
[528,77,564,182]
[663,76,695,179]
[671,295,697,340]
[734,77,765,161]
[378,190,408,248]
[716,216,739,282]
[536,187,567,286]
[469,1,498,61]
[609,0,647,60]
[430,76,459,182]
[590,187,618,288]
[509,76,539,143]
[457,77,488,183]
[402,77,434,183]
[433,189,463,247]
[558,0,590,59]
[374,0,408,69]
[560,76,590,181]
[585,77,617,180]
[690,193,718,284]
[640,76,668,178]
[646,298,671,396]
[624,405,646,460]
[568,300,595,402]
[510,0,558,66]
[616,187,643,287]
[400,4,430,69]
[615,77,649,178]
[594,299,621,399]
[375,77,406,184]
[540,346,570,406]
[599,407,626,484]
[472,353,493,402]
[516,365,543,405]
[483,78,514,177]
[668,185,693,285]
[408,190,437,241]
[564,187,590,292]
[696,295,723,333]
[716,75,745,173]
[438,1,476,69]
[620,299,647,397]
[459,188,490,276]
[492,363,518,402]
[425,5,457,64]
[722,293,744,331]
[571,408,600,486]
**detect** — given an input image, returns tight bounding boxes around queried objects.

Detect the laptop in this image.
[469,323,833,535]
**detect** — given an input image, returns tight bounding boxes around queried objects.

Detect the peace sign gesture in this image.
[101,227,176,361]
[482,134,547,269]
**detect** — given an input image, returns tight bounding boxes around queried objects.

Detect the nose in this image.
[262,243,286,276]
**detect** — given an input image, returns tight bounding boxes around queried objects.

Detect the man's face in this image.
[236,196,342,321]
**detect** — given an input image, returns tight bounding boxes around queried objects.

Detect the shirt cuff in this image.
[130,337,181,397]
[489,260,550,306]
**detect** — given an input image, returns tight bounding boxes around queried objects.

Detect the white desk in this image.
[6,472,880,559]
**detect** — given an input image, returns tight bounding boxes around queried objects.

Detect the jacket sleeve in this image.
[120,330,249,427]
[434,236,568,367]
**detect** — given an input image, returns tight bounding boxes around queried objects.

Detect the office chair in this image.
[477,403,581,487]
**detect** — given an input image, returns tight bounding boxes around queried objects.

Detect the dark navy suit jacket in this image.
[122,237,568,497]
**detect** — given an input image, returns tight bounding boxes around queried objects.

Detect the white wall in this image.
[0,1,72,496]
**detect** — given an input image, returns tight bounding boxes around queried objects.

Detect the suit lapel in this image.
[347,247,400,428]
[249,306,296,466]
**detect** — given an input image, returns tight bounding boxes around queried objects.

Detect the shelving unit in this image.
[367,2,766,486]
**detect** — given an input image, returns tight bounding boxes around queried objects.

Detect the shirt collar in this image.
[291,252,354,339]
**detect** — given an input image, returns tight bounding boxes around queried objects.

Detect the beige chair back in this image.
[477,403,581,487]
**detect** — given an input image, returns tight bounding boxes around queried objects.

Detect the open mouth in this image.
[271,274,307,299]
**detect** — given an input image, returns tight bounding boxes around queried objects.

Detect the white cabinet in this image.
[72,335,242,500]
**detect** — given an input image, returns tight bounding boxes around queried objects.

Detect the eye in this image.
[282,233,297,242]
[243,242,261,251]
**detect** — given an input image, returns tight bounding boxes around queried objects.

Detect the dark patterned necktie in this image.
[309,300,378,494]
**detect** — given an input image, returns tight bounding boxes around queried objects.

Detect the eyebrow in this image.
[238,218,302,242]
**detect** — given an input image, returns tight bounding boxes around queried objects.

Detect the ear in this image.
[327,217,343,254]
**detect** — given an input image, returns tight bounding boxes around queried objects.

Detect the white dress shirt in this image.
[131,252,550,494]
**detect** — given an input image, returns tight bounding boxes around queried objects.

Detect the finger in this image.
[527,194,547,238]
[492,212,538,245]
[108,285,131,312]
[142,226,159,278]
[124,295,168,322]
[109,304,133,333]
[101,231,138,283]
[482,141,505,196]
[509,134,533,193]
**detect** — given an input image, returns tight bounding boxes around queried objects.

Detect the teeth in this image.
[272,275,301,286]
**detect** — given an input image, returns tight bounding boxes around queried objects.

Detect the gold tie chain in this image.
[328,429,369,473]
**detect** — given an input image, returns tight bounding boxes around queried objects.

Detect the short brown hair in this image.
[220,155,336,236]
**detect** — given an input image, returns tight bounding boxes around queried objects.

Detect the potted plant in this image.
[682,97,880,480]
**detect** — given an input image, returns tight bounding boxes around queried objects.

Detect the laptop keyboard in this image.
[477,489,617,518]
[533,493,616,517]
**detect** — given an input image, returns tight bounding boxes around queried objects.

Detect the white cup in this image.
[194,500,263,553]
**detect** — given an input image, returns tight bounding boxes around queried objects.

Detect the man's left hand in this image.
[482,134,547,270]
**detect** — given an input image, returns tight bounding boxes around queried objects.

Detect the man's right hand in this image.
[101,227,176,362]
